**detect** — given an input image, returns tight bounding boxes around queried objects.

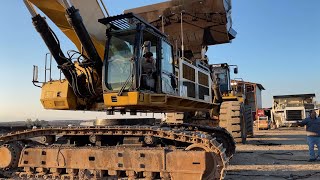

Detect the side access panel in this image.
[18,147,210,179]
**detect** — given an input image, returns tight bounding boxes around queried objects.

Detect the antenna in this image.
[180,11,185,59]
[96,0,110,17]
[175,40,178,60]
[161,15,165,33]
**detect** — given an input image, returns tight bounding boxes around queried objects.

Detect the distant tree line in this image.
[26,118,49,128]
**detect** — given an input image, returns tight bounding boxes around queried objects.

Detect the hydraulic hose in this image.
[65,6,103,77]
[32,15,74,84]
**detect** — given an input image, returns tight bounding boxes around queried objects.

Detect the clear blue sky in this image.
[0,0,319,121]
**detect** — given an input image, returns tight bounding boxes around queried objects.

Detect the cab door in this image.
[160,40,176,95]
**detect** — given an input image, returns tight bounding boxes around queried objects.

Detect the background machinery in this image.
[211,64,253,143]
[0,0,238,179]
[256,108,272,130]
[229,79,265,139]
[272,94,316,127]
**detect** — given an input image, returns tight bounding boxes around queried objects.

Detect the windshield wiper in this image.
[117,61,134,96]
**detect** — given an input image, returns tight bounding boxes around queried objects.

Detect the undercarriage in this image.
[0,123,234,180]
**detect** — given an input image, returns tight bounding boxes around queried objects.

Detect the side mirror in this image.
[32,65,42,88]
[33,65,39,82]
[234,67,238,74]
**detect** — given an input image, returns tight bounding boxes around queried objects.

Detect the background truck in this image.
[272,94,316,127]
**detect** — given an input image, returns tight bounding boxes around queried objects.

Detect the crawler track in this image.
[0,125,230,179]
[166,123,236,158]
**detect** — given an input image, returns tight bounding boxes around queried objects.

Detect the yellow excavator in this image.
[0,0,237,179]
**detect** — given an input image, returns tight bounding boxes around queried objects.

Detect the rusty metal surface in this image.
[0,125,229,179]
[0,142,23,169]
[0,146,13,168]
[125,0,236,59]
[167,123,235,158]
[18,146,209,179]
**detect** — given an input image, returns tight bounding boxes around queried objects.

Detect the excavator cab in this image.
[211,63,238,97]
[99,13,213,113]
[101,14,176,95]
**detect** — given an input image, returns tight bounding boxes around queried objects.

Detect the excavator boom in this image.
[25,0,111,103]
[27,0,107,58]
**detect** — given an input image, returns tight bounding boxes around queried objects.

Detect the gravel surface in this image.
[226,127,320,180]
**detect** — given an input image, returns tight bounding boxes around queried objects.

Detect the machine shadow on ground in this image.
[248,127,307,145]
[231,149,311,165]
[226,170,320,180]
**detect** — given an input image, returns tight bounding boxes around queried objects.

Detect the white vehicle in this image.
[272,94,316,127]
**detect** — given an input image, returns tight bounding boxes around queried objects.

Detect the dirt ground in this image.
[226,127,320,180]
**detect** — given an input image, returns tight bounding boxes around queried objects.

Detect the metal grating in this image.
[99,13,165,36]
[111,96,118,102]
[108,17,138,30]
[286,110,302,121]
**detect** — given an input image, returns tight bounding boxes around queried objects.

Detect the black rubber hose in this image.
[65,6,103,77]
[32,15,74,84]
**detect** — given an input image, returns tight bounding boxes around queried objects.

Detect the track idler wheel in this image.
[0,143,22,169]
[185,144,222,180]
[0,142,23,176]
[40,135,56,145]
